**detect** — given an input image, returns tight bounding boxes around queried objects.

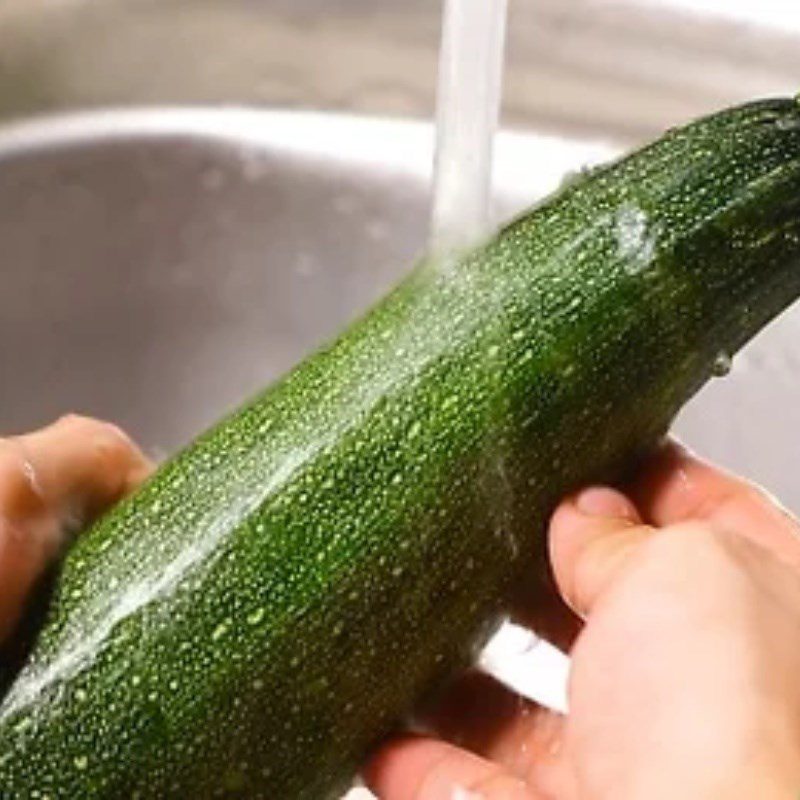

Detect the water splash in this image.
[0,441,322,720]
[776,116,800,132]
[2,283,492,721]
[712,351,733,377]
[615,203,658,273]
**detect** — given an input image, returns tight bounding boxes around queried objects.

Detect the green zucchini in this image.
[2,97,800,799]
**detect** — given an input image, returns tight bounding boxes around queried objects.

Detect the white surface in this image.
[479,622,570,714]
[345,789,376,800]
[618,0,800,34]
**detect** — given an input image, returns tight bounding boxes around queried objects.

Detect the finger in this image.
[628,441,800,568]
[549,487,653,617]
[415,671,565,790]
[0,415,153,638]
[364,736,540,800]
[1,414,153,528]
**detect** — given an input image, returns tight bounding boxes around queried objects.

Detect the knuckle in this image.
[91,424,138,469]
[94,420,131,449]
[57,415,144,493]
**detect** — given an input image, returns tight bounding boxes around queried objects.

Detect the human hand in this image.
[365,443,800,800]
[0,415,153,642]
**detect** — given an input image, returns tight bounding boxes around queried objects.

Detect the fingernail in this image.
[574,487,636,519]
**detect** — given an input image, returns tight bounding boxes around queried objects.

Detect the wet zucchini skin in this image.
[2,98,800,799]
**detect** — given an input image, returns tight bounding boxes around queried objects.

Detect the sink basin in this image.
[0,109,437,456]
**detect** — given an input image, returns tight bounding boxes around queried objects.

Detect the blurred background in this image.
[0,0,798,145]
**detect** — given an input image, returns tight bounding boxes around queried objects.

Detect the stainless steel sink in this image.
[0,110,437,458]
[1,106,798,516]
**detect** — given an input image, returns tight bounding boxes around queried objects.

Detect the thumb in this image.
[549,487,653,618]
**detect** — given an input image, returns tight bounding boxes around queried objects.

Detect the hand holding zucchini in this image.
[2,98,800,799]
